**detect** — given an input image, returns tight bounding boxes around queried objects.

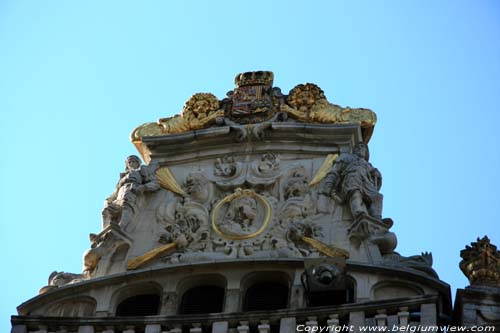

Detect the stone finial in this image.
[460,236,500,287]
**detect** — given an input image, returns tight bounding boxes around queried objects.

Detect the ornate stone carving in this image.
[130,72,377,149]
[460,236,500,287]
[256,153,280,175]
[285,219,323,257]
[167,203,209,249]
[102,155,160,230]
[281,83,376,130]
[228,71,275,123]
[153,198,213,265]
[182,172,213,204]
[82,224,132,277]
[301,259,349,306]
[319,143,383,220]
[39,271,84,294]
[301,262,345,293]
[214,155,239,177]
[348,215,396,254]
[247,153,281,187]
[383,251,437,277]
[284,167,310,200]
[131,93,225,140]
[212,188,271,240]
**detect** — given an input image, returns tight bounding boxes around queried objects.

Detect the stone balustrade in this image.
[12,296,439,333]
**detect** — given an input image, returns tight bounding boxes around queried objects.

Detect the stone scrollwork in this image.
[247,152,281,187]
[214,155,240,178]
[256,153,280,175]
[211,188,272,240]
[249,152,280,180]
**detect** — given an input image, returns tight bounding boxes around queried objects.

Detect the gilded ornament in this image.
[127,243,176,270]
[301,236,349,258]
[287,83,326,113]
[460,236,500,287]
[309,153,339,186]
[211,188,272,240]
[281,83,376,129]
[156,167,186,196]
[131,92,224,142]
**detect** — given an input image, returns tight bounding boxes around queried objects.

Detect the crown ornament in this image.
[234,71,274,87]
[460,236,500,287]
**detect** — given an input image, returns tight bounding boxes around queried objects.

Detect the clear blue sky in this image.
[1,1,499,331]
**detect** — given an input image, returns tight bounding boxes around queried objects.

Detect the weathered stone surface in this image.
[14,71,453,332]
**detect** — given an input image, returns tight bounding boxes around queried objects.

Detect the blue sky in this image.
[1,1,500,331]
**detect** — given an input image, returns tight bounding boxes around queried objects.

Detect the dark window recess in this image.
[243,282,288,311]
[307,281,355,307]
[179,286,225,314]
[116,294,160,317]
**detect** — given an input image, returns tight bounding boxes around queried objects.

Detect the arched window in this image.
[116,294,160,316]
[243,282,289,311]
[179,285,225,314]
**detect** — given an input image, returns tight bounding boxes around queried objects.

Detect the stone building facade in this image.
[11,72,500,333]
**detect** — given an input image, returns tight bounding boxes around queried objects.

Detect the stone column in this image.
[349,311,366,333]
[212,321,229,333]
[289,285,304,309]
[225,288,240,313]
[279,318,297,333]
[78,326,95,333]
[160,291,178,315]
[145,324,162,333]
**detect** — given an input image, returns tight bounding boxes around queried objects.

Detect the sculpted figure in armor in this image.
[102,155,160,230]
[319,143,383,219]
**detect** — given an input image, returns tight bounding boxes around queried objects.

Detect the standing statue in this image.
[102,155,160,230]
[319,143,383,220]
